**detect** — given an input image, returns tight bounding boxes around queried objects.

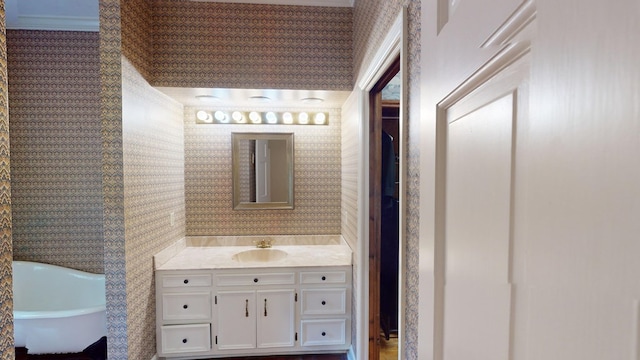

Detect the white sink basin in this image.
[232,249,288,263]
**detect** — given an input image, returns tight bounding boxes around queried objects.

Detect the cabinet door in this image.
[216,290,256,350]
[256,289,295,348]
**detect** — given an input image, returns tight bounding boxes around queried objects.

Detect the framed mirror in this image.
[232,132,294,210]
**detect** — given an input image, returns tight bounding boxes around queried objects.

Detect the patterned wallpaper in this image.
[0,1,14,357]
[7,30,104,274]
[184,107,341,235]
[151,0,353,90]
[99,0,127,358]
[122,57,185,360]
[122,0,153,81]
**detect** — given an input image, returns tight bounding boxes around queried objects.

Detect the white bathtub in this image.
[12,261,107,354]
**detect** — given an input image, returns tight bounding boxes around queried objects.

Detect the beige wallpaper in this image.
[7,30,104,274]
[122,57,185,360]
[184,107,342,236]
[100,0,127,357]
[151,0,353,90]
[0,0,14,356]
[122,0,153,81]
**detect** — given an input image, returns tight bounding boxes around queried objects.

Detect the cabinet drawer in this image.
[300,288,347,315]
[161,274,212,288]
[160,324,211,354]
[300,319,346,346]
[300,271,347,284]
[162,292,211,321]
[216,272,295,286]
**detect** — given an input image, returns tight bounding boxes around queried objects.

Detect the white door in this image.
[216,290,256,350]
[256,289,296,348]
[421,0,640,359]
[255,139,271,203]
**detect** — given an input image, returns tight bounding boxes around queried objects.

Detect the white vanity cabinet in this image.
[155,265,351,359]
[155,270,213,358]
[299,266,352,350]
[213,271,296,353]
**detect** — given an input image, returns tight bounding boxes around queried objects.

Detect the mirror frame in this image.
[232,132,294,210]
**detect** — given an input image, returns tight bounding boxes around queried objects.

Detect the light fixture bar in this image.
[195,110,329,125]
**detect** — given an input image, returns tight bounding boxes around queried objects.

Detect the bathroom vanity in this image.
[154,236,352,359]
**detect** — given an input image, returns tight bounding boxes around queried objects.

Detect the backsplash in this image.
[184,106,342,235]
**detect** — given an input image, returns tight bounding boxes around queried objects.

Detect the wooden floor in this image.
[379,334,399,360]
[14,336,401,360]
[14,348,404,360]
[15,348,347,360]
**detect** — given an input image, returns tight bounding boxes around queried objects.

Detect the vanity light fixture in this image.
[232,111,245,123]
[314,113,327,125]
[298,112,309,124]
[265,111,278,124]
[249,111,262,123]
[196,110,213,123]
[282,112,294,124]
[214,110,229,123]
[195,110,329,125]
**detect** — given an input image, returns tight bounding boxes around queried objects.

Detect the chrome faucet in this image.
[255,239,273,248]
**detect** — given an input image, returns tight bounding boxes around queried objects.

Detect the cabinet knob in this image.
[183,279,189,284]
[321,300,326,305]
[182,338,188,344]
[254,278,259,283]
[321,276,326,281]
[183,304,188,309]
[321,332,326,336]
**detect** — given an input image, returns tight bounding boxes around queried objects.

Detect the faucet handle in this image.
[254,238,274,248]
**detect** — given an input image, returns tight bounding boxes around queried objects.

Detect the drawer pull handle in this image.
[254,278,259,283]
[321,300,326,305]
[245,299,249,317]
[264,298,268,316]
[183,279,189,284]
[321,276,326,281]
[183,304,188,309]
[182,338,188,344]
[321,332,326,336]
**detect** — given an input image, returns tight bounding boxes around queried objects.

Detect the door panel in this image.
[216,291,256,350]
[439,53,530,360]
[256,289,295,348]
[443,94,514,360]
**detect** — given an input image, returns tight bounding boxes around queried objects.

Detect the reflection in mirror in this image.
[232,132,294,210]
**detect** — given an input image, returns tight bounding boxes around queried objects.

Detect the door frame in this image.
[355,8,407,360]
[368,57,401,360]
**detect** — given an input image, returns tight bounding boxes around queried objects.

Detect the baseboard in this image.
[150,354,158,360]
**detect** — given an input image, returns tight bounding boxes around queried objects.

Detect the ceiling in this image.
[5,0,355,109]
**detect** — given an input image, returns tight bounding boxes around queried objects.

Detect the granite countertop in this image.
[154,235,353,270]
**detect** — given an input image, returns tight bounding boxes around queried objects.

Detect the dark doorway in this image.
[368,56,400,360]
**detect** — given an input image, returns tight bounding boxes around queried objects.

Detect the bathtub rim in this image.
[14,305,106,320]
[12,260,106,320]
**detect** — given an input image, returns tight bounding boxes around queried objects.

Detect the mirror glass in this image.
[232,132,294,210]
